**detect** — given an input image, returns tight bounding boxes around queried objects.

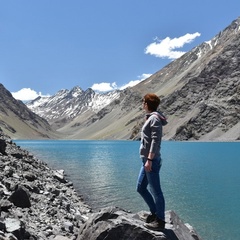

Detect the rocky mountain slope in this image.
[26,87,121,130]
[155,18,240,141]
[77,17,240,141]
[0,84,61,139]
[1,17,240,141]
[132,17,240,141]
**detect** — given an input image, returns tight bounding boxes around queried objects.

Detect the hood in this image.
[146,111,168,126]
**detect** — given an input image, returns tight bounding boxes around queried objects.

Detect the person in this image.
[137,93,167,231]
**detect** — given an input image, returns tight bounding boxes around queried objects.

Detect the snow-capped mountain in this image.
[26,86,121,128]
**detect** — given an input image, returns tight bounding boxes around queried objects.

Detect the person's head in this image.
[143,93,160,112]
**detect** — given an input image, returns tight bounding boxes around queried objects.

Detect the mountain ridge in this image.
[1,17,239,141]
[27,86,121,130]
[0,83,61,139]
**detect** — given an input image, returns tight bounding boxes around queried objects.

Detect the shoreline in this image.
[0,133,92,239]
[1,133,203,240]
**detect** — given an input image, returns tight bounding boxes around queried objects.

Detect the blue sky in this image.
[1,0,239,101]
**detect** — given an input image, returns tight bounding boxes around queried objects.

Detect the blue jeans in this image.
[136,157,165,221]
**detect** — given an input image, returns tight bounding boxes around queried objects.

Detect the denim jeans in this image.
[136,157,165,221]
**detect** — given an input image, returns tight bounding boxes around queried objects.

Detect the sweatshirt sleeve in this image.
[149,116,162,154]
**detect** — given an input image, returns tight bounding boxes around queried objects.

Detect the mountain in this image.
[0,84,61,139]
[2,17,240,141]
[26,87,121,130]
[148,17,240,141]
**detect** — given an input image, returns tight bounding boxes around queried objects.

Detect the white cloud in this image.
[91,73,151,92]
[119,80,141,90]
[145,32,201,60]
[119,73,152,90]
[11,88,49,101]
[91,82,118,92]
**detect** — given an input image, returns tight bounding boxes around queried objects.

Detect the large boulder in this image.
[77,207,202,240]
[8,186,31,208]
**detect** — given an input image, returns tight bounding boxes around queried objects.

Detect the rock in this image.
[8,186,31,208]
[77,207,202,240]
[5,218,21,233]
[0,139,7,156]
[53,236,72,240]
[166,211,202,240]
[10,153,23,159]
[4,218,25,239]
[53,170,67,183]
[0,199,13,211]
[23,173,36,182]
[62,221,74,233]
[0,218,5,231]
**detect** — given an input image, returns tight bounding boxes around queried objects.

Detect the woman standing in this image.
[137,93,167,231]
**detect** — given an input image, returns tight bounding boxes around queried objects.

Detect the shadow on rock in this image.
[77,206,202,240]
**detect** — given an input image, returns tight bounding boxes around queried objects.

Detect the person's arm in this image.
[147,152,155,161]
[144,116,160,172]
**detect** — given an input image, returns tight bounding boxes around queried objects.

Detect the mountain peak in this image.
[69,86,83,97]
[26,87,121,128]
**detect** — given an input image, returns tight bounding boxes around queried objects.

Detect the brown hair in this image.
[143,93,160,111]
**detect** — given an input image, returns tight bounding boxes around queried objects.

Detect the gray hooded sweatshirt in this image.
[139,111,167,159]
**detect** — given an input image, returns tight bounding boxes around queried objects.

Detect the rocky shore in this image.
[0,132,91,239]
[0,131,202,240]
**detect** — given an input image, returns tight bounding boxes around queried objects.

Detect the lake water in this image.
[14,140,240,240]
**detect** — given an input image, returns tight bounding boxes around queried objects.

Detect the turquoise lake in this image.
[14,140,240,240]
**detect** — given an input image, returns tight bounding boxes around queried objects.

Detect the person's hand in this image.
[145,160,152,172]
